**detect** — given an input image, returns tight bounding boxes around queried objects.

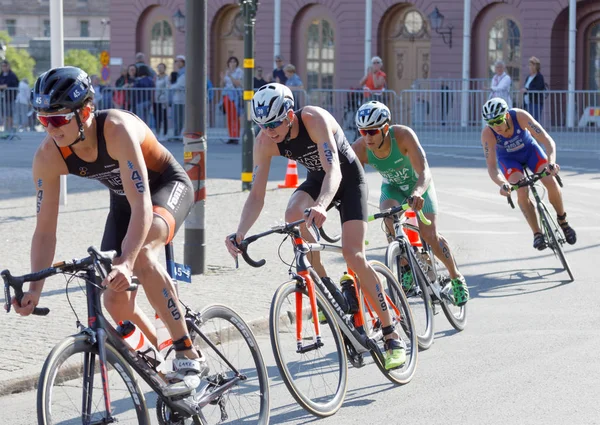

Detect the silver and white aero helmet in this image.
[251,83,294,125]
[482,97,509,120]
[356,100,391,129]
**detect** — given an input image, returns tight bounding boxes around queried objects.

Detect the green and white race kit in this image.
[366,129,438,214]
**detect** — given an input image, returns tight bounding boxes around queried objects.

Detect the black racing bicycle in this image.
[506,167,574,282]
[369,204,467,351]
[3,245,270,425]
[236,212,418,417]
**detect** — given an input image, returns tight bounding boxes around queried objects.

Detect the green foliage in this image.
[0,30,10,47]
[5,48,36,85]
[64,49,101,77]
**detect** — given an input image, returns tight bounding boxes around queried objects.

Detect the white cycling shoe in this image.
[163,355,209,397]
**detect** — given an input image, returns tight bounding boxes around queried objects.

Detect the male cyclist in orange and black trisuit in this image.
[11,66,205,396]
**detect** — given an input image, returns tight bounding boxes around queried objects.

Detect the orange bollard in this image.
[278,159,299,189]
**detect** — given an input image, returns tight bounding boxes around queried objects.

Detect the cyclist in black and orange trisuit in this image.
[224,83,406,370]
[11,66,204,396]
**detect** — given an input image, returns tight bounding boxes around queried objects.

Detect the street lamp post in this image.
[239,0,258,191]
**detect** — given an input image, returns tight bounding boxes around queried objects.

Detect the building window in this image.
[43,20,50,37]
[306,19,335,90]
[5,19,16,37]
[80,20,89,37]
[588,21,600,91]
[150,20,174,72]
[488,18,521,90]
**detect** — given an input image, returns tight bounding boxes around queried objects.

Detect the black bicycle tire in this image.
[384,241,434,350]
[37,335,149,425]
[270,280,348,417]
[191,303,271,425]
[368,260,419,385]
[538,202,574,282]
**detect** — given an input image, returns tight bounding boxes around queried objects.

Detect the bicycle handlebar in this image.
[367,201,432,226]
[3,246,138,316]
[506,167,563,209]
[235,209,320,268]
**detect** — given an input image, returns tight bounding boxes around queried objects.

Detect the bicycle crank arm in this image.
[195,376,242,408]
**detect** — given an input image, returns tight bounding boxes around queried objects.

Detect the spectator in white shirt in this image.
[489,60,513,108]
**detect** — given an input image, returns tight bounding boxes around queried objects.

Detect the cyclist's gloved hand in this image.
[225,232,244,258]
[409,194,425,211]
[11,290,40,316]
[306,204,327,229]
[103,262,132,292]
[548,163,560,176]
[500,183,511,197]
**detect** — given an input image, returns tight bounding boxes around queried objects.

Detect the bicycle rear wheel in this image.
[186,304,270,425]
[367,261,419,385]
[538,201,574,282]
[270,279,348,417]
[37,335,149,425]
[385,241,434,350]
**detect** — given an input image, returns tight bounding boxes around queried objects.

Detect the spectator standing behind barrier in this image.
[113,66,128,109]
[284,64,304,108]
[272,55,287,84]
[359,56,387,100]
[122,65,137,113]
[154,63,170,141]
[171,55,186,141]
[15,77,30,131]
[489,60,512,108]
[254,66,268,89]
[0,60,19,132]
[90,75,105,109]
[520,56,546,122]
[134,52,156,78]
[135,66,154,125]
[220,56,243,145]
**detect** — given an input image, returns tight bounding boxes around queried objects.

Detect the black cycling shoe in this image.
[558,214,577,245]
[533,232,547,251]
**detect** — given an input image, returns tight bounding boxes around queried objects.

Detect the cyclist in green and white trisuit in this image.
[351,100,469,306]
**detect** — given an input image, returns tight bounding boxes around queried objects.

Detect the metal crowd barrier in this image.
[1,85,598,151]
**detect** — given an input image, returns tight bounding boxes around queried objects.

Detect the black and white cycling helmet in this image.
[355,100,391,129]
[32,66,94,113]
[481,97,509,121]
[251,83,294,125]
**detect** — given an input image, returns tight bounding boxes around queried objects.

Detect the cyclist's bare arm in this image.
[481,127,508,187]
[104,112,153,271]
[302,106,342,209]
[350,137,369,166]
[395,125,431,198]
[29,137,66,296]
[516,109,557,163]
[235,132,276,237]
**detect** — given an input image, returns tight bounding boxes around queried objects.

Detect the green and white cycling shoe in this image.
[451,276,469,306]
[384,338,407,370]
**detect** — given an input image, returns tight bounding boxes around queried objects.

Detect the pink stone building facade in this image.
[108,0,600,93]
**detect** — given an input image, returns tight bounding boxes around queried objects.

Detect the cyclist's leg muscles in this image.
[379,184,401,242]
[530,143,565,217]
[500,157,540,234]
[101,194,156,346]
[286,180,328,278]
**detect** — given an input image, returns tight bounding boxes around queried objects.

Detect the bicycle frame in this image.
[289,228,394,363]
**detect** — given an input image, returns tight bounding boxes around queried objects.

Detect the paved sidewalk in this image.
[0,133,383,395]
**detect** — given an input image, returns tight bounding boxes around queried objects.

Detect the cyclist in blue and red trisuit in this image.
[10,66,205,396]
[481,97,577,250]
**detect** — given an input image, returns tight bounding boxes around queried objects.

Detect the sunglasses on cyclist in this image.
[487,115,506,126]
[259,120,285,130]
[359,126,385,137]
[37,112,76,128]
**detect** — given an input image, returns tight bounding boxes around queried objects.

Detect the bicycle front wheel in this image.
[539,201,574,282]
[385,241,434,350]
[187,304,270,425]
[37,335,149,425]
[270,279,348,417]
[368,261,419,385]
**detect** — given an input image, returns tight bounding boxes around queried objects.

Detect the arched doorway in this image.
[379,5,431,94]
[487,17,521,94]
[586,20,600,91]
[212,6,244,85]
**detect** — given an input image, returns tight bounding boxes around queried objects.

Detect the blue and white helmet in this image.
[251,83,294,125]
[355,100,391,129]
[482,97,509,121]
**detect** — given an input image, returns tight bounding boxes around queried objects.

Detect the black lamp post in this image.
[173,8,186,33]
[428,7,453,49]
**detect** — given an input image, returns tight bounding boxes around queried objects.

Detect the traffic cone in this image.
[403,210,422,247]
[278,159,299,189]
